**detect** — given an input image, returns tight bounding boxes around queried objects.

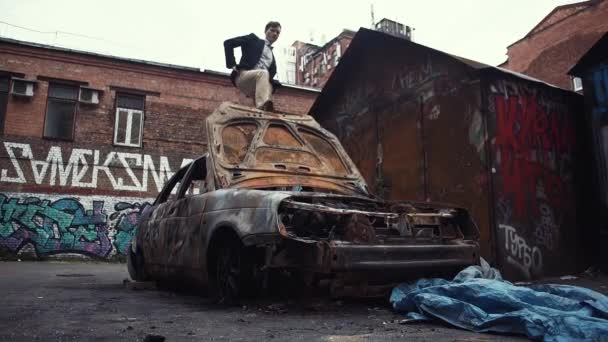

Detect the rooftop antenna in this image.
[370,3,375,29]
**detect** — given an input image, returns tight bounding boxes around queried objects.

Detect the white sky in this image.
[0,0,582,82]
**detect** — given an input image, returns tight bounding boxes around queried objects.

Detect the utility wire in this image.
[0,19,203,69]
[0,20,131,48]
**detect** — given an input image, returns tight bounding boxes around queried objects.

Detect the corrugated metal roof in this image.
[309,28,570,115]
[448,53,566,89]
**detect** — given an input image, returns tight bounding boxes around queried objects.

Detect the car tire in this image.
[127,242,148,281]
[213,238,255,305]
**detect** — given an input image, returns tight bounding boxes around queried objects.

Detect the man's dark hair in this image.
[265,21,281,31]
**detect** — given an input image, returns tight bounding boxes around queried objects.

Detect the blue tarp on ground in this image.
[390,259,608,341]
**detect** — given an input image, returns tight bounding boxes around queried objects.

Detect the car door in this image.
[140,164,188,276]
[163,157,209,279]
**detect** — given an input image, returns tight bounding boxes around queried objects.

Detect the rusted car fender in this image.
[202,189,293,249]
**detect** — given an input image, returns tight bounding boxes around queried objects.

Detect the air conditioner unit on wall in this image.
[79,86,101,105]
[10,77,36,97]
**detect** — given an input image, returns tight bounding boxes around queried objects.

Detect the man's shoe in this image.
[260,101,274,112]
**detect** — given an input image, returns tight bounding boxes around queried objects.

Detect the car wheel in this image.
[127,242,148,281]
[215,239,243,304]
[214,237,261,305]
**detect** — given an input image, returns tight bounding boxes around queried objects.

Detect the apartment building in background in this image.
[290,18,413,89]
[501,0,608,91]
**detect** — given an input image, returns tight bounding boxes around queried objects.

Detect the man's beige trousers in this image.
[235,69,272,108]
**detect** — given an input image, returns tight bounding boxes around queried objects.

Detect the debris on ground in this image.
[513,281,532,286]
[142,334,165,342]
[582,266,603,278]
[390,258,608,341]
[123,278,157,291]
[560,275,578,280]
[264,303,288,314]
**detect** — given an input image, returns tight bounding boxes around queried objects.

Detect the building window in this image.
[572,77,583,92]
[114,93,144,147]
[0,76,8,133]
[286,69,296,84]
[44,83,78,140]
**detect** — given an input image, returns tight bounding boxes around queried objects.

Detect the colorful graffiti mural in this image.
[0,193,151,259]
[491,81,578,278]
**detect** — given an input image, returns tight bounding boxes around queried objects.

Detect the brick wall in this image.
[503,0,608,89]
[0,39,318,259]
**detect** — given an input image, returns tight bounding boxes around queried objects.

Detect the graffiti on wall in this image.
[491,81,577,278]
[391,55,441,92]
[494,91,574,222]
[499,224,543,279]
[0,193,151,258]
[0,142,193,193]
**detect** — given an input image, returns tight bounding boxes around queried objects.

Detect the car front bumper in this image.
[281,239,480,275]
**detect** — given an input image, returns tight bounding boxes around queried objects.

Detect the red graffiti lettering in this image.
[495,95,574,219]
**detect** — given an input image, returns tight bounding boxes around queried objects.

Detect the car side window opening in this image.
[154,157,209,204]
[155,163,192,204]
[205,158,216,193]
[176,157,207,199]
[155,169,185,205]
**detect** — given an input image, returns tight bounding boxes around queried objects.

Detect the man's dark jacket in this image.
[223,33,280,89]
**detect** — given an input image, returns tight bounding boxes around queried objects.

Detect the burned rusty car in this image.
[127,102,480,301]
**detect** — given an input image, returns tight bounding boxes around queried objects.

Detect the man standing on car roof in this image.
[224,21,282,112]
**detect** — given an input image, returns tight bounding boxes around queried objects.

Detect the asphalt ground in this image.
[3,261,590,342]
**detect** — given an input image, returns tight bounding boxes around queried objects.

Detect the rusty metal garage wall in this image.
[483,74,587,279]
[314,41,494,260]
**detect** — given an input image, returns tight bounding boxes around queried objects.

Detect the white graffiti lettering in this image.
[500,224,543,279]
[1,143,30,183]
[71,149,94,187]
[534,181,558,251]
[1,142,190,193]
[116,152,143,191]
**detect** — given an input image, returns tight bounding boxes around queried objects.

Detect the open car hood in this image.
[206,102,371,196]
